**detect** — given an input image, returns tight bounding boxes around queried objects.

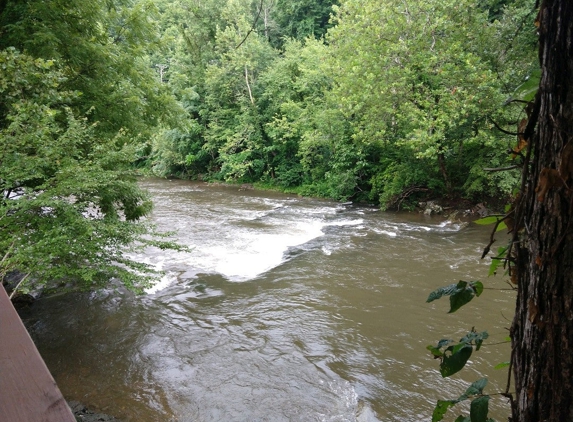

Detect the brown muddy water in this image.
[21,178,514,421]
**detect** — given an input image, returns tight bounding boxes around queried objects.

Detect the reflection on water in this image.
[21,178,514,421]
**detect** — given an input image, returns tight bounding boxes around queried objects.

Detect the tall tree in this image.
[0,49,172,294]
[327,0,523,205]
[0,0,181,139]
[511,1,573,420]
[0,0,182,294]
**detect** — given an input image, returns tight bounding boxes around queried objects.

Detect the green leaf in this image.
[427,283,458,303]
[449,283,473,313]
[427,345,444,358]
[440,345,472,377]
[449,281,481,313]
[474,216,498,225]
[488,258,502,276]
[428,281,483,312]
[431,379,490,421]
[473,281,484,297]
[464,378,488,396]
[494,361,510,370]
[489,246,509,276]
[495,222,507,232]
[508,69,541,103]
[470,396,490,422]
[451,342,469,355]
[455,417,470,422]
[459,330,489,351]
[497,246,508,256]
[433,400,457,422]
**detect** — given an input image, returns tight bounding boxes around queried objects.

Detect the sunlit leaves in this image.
[325,0,536,203]
[507,68,541,103]
[433,400,458,422]
[329,0,503,164]
[489,245,509,276]
[146,0,533,206]
[494,361,510,370]
[0,0,182,140]
[474,216,499,225]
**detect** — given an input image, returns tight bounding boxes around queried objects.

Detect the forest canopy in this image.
[0,0,538,294]
[144,0,537,208]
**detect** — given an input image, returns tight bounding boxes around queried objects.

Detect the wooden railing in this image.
[0,285,75,422]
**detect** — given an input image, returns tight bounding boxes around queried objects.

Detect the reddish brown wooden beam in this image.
[0,285,75,422]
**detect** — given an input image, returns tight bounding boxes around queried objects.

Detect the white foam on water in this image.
[145,272,177,294]
[436,220,466,232]
[131,190,374,291]
[189,220,326,281]
[324,218,364,227]
[318,380,381,422]
[125,247,199,294]
[386,220,465,234]
[305,206,342,216]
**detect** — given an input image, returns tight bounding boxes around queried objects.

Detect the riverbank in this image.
[68,401,120,422]
[155,175,504,218]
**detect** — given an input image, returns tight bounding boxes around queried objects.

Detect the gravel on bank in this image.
[68,401,121,422]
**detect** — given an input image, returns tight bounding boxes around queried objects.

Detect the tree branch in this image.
[9,273,31,300]
[235,0,264,49]
[245,65,254,105]
[481,212,514,259]
[490,118,520,136]
[484,165,520,172]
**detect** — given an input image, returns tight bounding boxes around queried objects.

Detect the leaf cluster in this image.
[427,280,485,313]
[427,328,489,377]
[426,276,497,420]
[0,46,179,294]
[433,378,494,422]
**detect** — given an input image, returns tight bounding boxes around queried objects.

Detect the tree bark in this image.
[245,65,255,105]
[511,1,573,421]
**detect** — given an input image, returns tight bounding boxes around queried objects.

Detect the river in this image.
[21,178,514,421]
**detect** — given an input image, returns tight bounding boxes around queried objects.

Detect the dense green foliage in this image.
[1,0,538,290]
[147,0,537,208]
[0,0,181,293]
[0,0,544,418]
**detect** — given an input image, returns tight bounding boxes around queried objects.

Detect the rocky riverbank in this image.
[68,401,121,422]
[417,199,496,218]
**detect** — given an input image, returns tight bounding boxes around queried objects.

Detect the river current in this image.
[22,178,514,421]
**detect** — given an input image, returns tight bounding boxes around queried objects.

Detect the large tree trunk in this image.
[511,1,573,421]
